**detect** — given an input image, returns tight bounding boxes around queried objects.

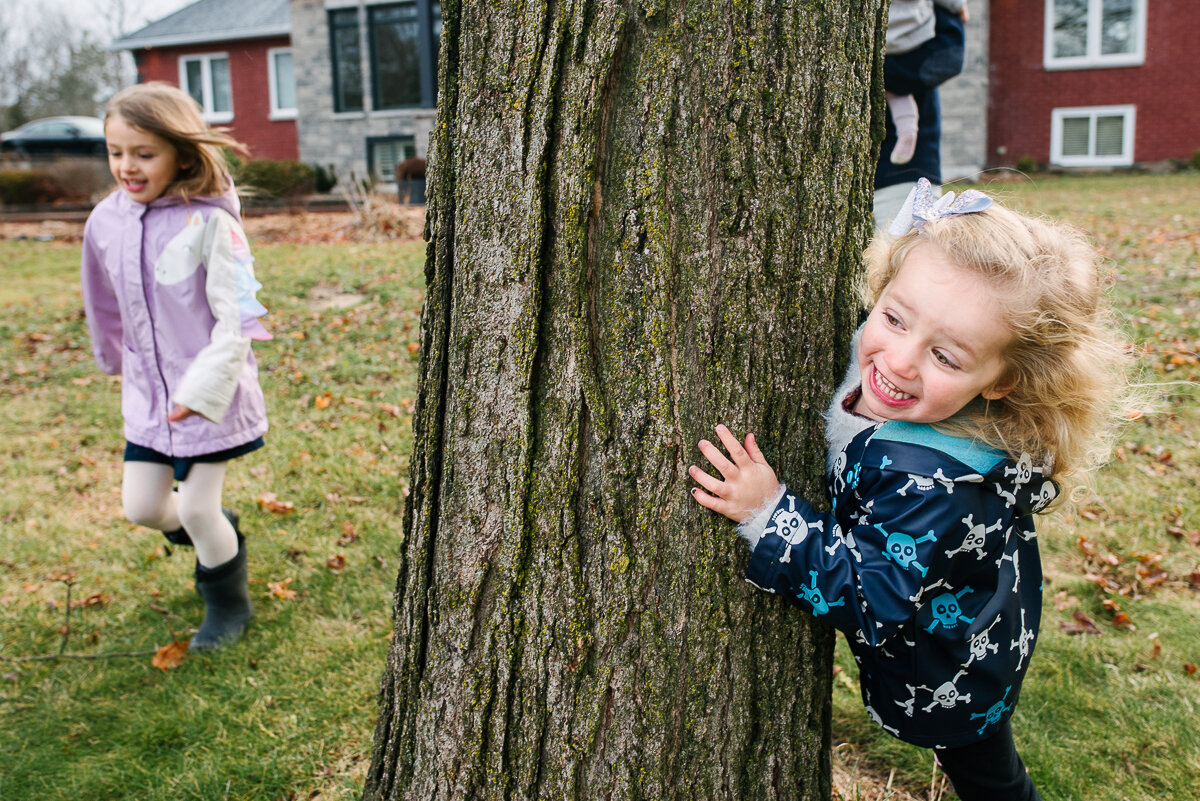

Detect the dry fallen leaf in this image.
[257,492,296,514]
[338,522,358,545]
[314,392,333,410]
[326,554,347,573]
[70,592,111,609]
[152,640,189,670]
[268,578,298,600]
[1060,611,1102,636]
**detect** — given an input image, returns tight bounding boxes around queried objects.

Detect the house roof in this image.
[110,0,290,50]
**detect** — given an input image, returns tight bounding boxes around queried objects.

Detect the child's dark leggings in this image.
[934,720,1043,801]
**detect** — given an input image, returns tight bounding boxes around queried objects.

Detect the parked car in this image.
[0,116,107,157]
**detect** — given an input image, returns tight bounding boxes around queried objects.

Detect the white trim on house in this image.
[268,47,298,120]
[179,52,234,124]
[1050,105,1136,166]
[1043,0,1145,70]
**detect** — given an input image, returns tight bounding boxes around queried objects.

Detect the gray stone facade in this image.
[291,0,437,185]
[939,0,989,182]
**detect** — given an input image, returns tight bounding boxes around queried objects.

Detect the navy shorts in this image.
[124,437,264,482]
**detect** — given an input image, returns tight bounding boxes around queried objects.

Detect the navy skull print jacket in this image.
[744,420,1057,748]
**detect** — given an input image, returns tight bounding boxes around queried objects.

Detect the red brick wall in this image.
[132,36,298,161]
[988,0,1200,166]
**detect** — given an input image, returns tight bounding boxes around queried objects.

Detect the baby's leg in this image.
[123,461,181,532]
[177,462,238,568]
[886,92,919,165]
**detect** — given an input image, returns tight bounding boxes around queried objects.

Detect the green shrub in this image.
[0,169,70,205]
[232,159,315,198]
[1190,150,1200,171]
[1015,155,1038,175]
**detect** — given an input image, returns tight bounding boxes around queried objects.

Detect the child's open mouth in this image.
[869,365,915,406]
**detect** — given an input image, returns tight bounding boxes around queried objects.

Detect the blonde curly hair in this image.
[105,82,248,199]
[864,200,1136,496]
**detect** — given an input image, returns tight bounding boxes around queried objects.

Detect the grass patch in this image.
[2,173,1198,800]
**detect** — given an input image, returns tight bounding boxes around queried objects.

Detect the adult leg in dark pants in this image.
[934,720,1043,801]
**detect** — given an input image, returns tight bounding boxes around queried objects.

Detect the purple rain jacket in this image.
[81,185,269,458]
[743,417,1056,749]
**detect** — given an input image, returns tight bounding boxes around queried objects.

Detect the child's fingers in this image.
[688,464,726,496]
[715,424,751,466]
[697,438,736,477]
[744,432,767,464]
[690,486,731,518]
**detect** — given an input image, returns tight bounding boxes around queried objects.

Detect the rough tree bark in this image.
[365,1,884,798]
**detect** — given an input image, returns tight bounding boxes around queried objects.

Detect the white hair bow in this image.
[887,177,993,237]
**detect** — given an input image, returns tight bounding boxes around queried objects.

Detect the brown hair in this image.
[863,201,1139,497]
[105,81,248,199]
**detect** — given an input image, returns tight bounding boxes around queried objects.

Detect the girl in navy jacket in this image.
[690,180,1134,801]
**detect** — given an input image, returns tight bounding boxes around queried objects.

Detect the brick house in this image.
[111,0,298,161]
[988,0,1199,169]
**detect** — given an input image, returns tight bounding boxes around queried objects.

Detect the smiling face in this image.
[854,239,1015,424]
[104,113,184,204]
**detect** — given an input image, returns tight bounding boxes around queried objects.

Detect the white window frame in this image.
[179,53,234,123]
[1050,105,1136,167]
[1043,0,1145,70]
[267,47,297,120]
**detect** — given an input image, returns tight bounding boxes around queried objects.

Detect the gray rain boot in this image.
[190,533,254,651]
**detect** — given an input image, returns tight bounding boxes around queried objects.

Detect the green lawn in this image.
[2,173,1198,801]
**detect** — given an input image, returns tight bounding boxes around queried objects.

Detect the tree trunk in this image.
[365,1,884,799]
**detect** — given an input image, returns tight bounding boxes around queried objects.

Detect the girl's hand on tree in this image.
[167,404,197,422]
[689,424,782,523]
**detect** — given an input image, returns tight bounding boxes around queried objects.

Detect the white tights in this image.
[122,461,238,568]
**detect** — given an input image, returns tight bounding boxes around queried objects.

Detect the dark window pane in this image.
[371,3,420,109]
[431,1,441,102]
[331,9,364,112]
[185,60,204,107]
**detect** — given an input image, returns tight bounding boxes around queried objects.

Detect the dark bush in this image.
[233,159,316,198]
[0,169,70,205]
[313,164,337,194]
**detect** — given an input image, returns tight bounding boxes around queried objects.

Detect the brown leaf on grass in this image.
[69,592,111,609]
[256,492,295,514]
[1111,611,1136,630]
[337,522,358,545]
[1086,572,1123,594]
[268,578,298,599]
[313,392,333,410]
[325,492,367,505]
[152,640,189,670]
[1184,663,1197,677]
[1165,525,1200,546]
[326,554,347,573]
[1060,611,1102,636]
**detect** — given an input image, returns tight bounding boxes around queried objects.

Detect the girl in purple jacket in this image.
[690,181,1135,800]
[81,82,270,651]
